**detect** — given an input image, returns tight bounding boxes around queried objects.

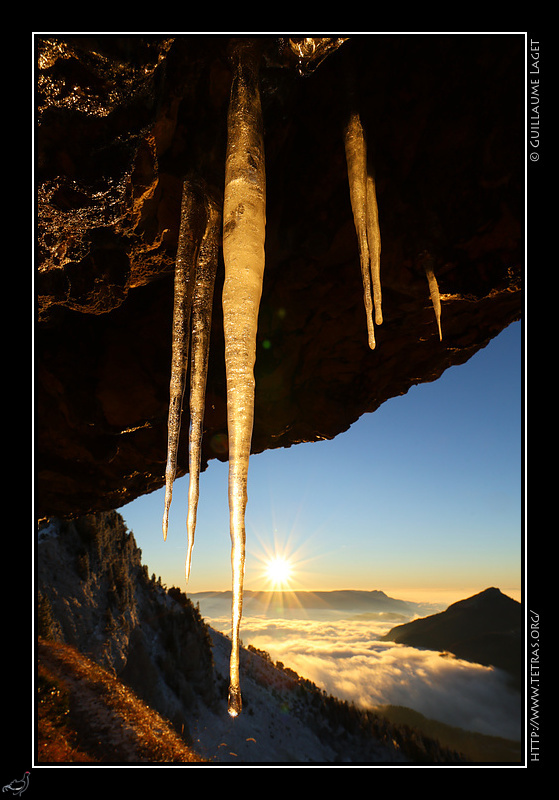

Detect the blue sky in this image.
[119,319,522,606]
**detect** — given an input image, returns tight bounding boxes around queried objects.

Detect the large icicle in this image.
[344,111,382,348]
[221,39,266,717]
[185,192,221,582]
[162,182,207,541]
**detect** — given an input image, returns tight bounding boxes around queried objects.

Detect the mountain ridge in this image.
[189,588,443,618]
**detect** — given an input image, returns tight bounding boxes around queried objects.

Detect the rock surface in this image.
[35,34,523,518]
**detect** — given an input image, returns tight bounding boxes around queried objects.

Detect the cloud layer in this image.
[207,613,522,742]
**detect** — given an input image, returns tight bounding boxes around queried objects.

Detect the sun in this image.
[249,527,316,592]
[264,556,294,589]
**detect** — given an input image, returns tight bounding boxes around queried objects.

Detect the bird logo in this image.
[2,772,30,797]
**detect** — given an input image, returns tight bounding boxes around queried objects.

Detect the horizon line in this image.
[184,585,520,598]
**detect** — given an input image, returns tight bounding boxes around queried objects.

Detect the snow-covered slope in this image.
[190,628,409,764]
[191,629,337,763]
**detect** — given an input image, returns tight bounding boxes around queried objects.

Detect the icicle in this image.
[162,183,207,541]
[423,254,443,341]
[344,112,374,348]
[366,171,383,326]
[185,193,221,583]
[344,111,382,348]
[221,39,266,717]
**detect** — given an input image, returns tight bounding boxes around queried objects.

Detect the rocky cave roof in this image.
[35,34,523,519]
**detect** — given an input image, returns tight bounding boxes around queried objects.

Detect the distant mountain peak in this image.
[383,587,522,689]
[446,587,517,614]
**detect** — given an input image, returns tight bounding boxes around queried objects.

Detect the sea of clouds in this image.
[203,611,522,742]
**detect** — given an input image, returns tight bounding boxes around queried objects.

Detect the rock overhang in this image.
[35,34,523,519]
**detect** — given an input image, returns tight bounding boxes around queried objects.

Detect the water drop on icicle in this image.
[222,40,266,717]
[344,111,382,348]
[185,194,221,583]
[163,183,207,541]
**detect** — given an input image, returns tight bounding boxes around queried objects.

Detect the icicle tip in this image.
[228,685,242,717]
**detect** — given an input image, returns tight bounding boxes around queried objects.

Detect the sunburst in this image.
[249,528,314,595]
[264,555,294,589]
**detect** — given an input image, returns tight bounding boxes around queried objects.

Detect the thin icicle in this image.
[423,255,443,341]
[185,193,221,583]
[222,39,266,717]
[344,111,382,348]
[366,171,382,326]
[344,112,375,349]
[162,183,206,541]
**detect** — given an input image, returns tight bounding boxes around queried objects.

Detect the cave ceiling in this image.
[35,34,524,519]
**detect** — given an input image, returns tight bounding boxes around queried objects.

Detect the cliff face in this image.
[36,35,523,518]
[37,513,217,733]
